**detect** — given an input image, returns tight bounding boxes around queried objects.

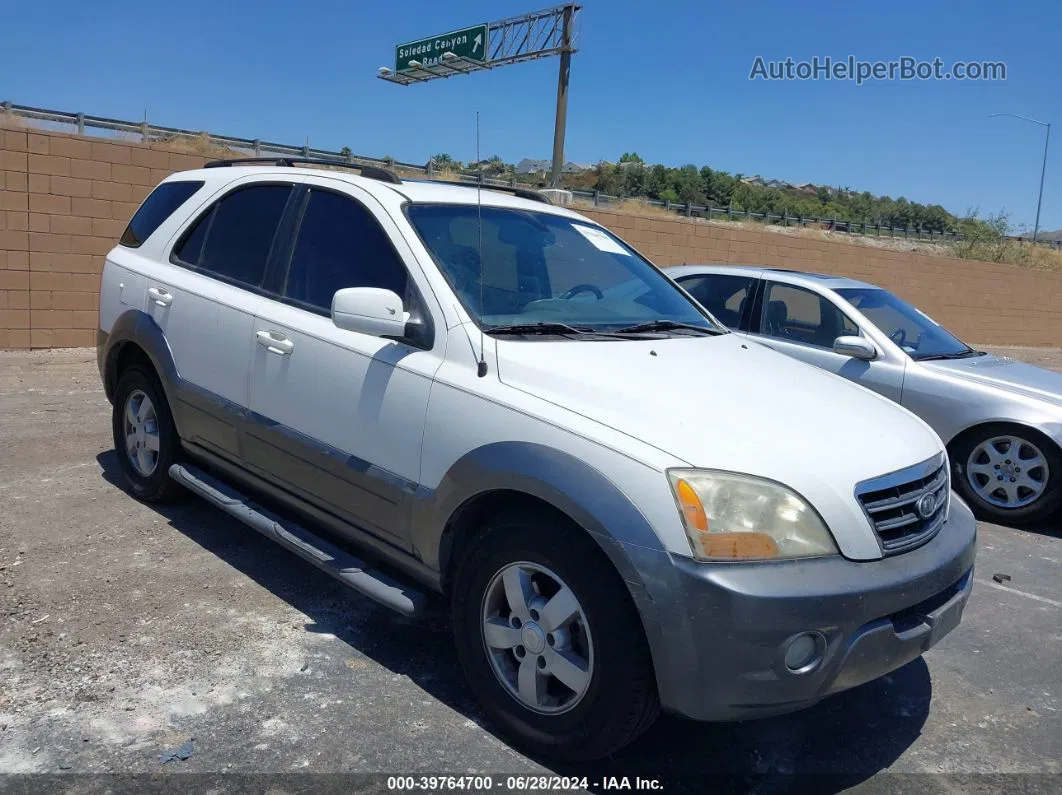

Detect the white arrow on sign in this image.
[473,33,482,53]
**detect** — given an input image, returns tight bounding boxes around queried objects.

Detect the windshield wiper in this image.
[486,322,598,336]
[916,348,984,361]
[486,322,643,340]
[614,319,725,336]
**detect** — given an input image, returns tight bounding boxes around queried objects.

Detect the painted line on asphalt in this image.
[976,578,1062,608]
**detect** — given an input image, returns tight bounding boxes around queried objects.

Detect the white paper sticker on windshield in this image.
[573,224,631,255]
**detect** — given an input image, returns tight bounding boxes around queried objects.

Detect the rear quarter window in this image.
[119,181,204,248]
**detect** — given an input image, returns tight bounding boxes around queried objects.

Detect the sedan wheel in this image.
[953,424,1062,525]
[966,435,1049,509]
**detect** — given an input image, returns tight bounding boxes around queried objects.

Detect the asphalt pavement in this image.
[0,348,1059,794]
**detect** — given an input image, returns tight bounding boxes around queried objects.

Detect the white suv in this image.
[97,158,976,760]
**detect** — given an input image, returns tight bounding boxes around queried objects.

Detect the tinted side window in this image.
[284,190,408,312]
[174,185,291,288]
[678,274,755,329]
[119,181,203,248]
[762,283,858,347]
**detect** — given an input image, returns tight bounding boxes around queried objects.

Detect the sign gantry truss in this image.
[378,5,581,86]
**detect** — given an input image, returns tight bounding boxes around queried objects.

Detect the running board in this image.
[169,463,431,618]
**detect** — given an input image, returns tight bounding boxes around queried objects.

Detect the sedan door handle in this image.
[256,330,294,356]
[147,287,173,307]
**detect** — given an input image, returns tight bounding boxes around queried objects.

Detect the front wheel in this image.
[451,512,659,761]
[952,425,1062,525]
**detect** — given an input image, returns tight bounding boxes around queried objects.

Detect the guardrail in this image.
[569,189,1062,249]
[0,101,516,189]
[4,101,1059,250]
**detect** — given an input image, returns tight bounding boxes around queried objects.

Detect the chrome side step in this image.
[169,463,431,618]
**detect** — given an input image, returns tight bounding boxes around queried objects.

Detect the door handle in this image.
[256,330,295,356]
[147,287,173,307]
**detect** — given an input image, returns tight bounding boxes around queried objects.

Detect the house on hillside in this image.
[516,158,591,175]
[741,176,765,186]
[516,158,551,175]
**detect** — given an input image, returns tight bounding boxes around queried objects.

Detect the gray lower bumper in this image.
[628,494,977,722]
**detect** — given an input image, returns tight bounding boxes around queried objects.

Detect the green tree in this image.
[646,164,669,198]
[619,152,644,163]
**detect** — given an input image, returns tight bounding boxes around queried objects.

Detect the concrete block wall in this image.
[0,127,206,348]
[584,208,1061,346]
[1,126,1059,347]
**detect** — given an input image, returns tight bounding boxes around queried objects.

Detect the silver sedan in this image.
[667,264,1062,525]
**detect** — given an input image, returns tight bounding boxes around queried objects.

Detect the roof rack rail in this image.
[203,157,402,185]
[417,178,553,205]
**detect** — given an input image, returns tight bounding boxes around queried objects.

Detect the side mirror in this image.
[331,287,408,339]
[833,335,877,361]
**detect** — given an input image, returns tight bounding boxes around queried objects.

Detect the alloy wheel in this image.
[966,435,1049,509]
[480,562,594,715]
[123,389,161,477]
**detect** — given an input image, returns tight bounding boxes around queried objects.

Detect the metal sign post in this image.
[378,4,582,187]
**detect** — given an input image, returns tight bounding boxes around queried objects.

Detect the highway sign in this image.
[395,24,488,72]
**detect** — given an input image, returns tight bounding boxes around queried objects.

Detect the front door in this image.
[244,183,444,549]
[750,281,905,402]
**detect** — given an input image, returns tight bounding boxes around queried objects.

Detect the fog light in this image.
[784,632,821,672]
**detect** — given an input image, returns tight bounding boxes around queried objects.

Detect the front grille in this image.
[855,456,949,555]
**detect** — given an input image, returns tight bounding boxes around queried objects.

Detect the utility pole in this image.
[549,4,575,188]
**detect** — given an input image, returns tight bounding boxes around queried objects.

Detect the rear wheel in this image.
[111,367,185,503]
[451,510,659,761]
[952,424,1062,525]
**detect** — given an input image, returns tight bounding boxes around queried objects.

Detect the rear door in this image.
[674,272,758,333]
[750,280,905,402]
[150,180,296,458]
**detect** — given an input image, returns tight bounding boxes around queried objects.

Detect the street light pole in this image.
[1033,123,1051,243]
[988,113,1051,242]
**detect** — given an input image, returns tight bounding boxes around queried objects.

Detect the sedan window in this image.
[676,273,755,329]
[760,283,858,348]
[836,288,975,360]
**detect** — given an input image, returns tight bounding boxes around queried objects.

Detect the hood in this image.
[921,354,1062,408]
[496,333,944,560]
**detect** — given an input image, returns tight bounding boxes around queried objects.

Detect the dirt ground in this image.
[0,346,1060,793]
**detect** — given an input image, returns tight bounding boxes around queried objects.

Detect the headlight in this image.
[668,469,839,561]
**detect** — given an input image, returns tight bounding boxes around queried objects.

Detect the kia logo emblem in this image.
[916,493,937,519]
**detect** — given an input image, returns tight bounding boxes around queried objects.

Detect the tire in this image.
[451,510,659,761]
[951,423,1062,525]
[111,366,185,503]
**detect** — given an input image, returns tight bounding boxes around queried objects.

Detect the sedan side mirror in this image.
[833,335,877,361]
[332,287,408,339]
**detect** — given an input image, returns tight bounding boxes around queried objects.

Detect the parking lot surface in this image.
[0,347,1059,793]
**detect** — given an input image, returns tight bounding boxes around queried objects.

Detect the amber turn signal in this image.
[696,531,778,559]
[675,479,708,532]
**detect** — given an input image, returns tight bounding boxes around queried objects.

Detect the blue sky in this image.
[6,0,1061,229]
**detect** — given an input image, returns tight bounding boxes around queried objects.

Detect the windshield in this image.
[405,204,720,334]
[836,287,973,360]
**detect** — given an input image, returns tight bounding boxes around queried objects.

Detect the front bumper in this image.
[628,492,976,721]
